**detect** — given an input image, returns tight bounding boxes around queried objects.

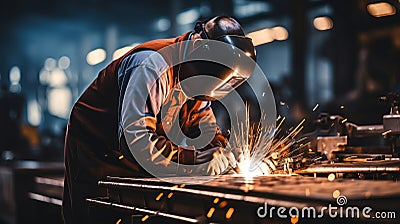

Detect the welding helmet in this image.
[178,23,256,101]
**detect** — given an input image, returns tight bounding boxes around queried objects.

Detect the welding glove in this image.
[196,147,237,175]
[254,158,277,175]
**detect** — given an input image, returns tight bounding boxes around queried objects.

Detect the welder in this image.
[62,15,258,224]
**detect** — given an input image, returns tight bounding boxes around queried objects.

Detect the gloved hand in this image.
[195,147,237,175]
[254,158,277,175]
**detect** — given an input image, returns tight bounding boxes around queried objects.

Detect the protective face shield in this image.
[178,29,256,101]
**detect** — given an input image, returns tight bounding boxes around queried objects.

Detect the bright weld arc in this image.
[227,105,308,176]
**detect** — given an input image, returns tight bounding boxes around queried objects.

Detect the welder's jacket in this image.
[62,32,227,224]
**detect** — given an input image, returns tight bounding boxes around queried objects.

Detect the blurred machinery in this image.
[0,86,29,160]
[293,92,400,180]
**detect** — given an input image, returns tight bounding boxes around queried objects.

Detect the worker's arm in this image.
[118,50,233,176]
[118,50,188,175]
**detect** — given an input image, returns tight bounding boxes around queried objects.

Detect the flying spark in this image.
[226,105,307,177]
[312,103,319,111]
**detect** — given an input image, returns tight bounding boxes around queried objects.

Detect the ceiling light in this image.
[313,16,333,31]
[112,43,139,60]
[247,28,274,46]
[86,48,106,65]
[176,8,200,25]
[271,26,289,41]
[367,2,396,17]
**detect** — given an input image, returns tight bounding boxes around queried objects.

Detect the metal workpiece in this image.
[87,175,400,224]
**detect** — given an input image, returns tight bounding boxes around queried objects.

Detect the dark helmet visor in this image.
[179,35,256,101]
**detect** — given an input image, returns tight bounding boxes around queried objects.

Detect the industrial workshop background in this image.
[0,0,400,224]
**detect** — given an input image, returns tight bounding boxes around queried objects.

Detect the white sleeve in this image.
[120,51,169,122]
[119,51,187,175]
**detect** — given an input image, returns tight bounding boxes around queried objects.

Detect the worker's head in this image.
[178,16,256,101]
[192,16,246,40]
